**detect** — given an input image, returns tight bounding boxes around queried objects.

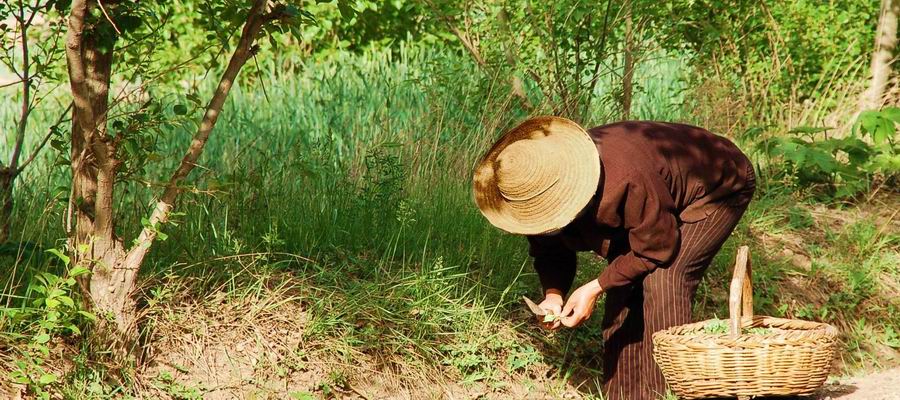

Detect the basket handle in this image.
[728,245,753,339]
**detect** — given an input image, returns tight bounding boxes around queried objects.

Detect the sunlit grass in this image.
[1,43,897,397]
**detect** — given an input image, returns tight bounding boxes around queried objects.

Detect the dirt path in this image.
[818,368,900,400]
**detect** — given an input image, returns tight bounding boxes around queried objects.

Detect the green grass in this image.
[1,43,898,398]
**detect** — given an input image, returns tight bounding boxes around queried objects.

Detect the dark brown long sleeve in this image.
[595,168,679,289]
[528,235,577,294]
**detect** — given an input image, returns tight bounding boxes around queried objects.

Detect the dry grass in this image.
[132,269,597,400]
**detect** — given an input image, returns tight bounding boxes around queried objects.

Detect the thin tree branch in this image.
[581,0,615,119]
[97,0,122,35]
[8,1,31,172]
[124,0,277,267]
[0,78,26,90]
[17,102,73,173]
[421,0,534,111]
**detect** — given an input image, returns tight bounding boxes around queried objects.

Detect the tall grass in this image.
[0,45,696,393]
[7,42,895,397]
[0,43,693,296]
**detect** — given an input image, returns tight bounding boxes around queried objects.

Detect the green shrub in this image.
[752,107,900,200]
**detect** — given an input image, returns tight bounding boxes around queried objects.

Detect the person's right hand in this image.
[538,289,564,330]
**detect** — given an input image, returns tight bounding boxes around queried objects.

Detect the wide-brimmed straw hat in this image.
[473,116,601,235]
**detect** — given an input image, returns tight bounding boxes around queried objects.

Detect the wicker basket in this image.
[652,246,838,400]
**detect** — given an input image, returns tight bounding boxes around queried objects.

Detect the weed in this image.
[440,340,495,382]
[505,345,542,373]
[151,371,204,400]
[2,248,94,399]
[290,392,317,400]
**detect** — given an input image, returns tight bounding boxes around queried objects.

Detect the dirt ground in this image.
[816,368,900,400]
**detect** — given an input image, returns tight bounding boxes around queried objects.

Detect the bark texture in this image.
[63,0,276,355]
[862,0,900,110]
[65,0,132,349]
[0,172,12,244]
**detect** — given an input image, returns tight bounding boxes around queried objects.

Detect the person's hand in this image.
[560,279,604,328]
[538,289,564,330]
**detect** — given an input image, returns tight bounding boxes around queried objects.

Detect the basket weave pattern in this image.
[652,246,838,399]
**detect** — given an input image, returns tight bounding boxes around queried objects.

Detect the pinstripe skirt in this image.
[601,169,756,400]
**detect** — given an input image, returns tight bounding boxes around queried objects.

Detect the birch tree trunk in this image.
[862,0,900,110]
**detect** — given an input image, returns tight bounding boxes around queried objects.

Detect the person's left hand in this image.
[560,279,604,328]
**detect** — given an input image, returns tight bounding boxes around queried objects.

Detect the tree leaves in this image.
[117,14,143,33]
[857,108,899,145]
[45,249,70,267]
[172,104,188,115]
[336,0,358,20]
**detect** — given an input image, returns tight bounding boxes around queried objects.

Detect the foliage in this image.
[422,0,625,122]
[0,0,69,82]
[751,107,900,199]
[661,0,877,102]
[856,108,900,173]
[0,0,897,396]
[1,248,94,399]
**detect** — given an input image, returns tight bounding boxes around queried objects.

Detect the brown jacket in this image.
[527,121,754,292]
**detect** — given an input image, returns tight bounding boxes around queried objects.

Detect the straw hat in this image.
[473,116,601,235]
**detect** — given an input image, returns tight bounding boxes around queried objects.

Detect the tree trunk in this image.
[1,10,32,244]
[0,171,13,244]
[621,3,635,120]
[63,0,275,358]
[862,0,900,110]
[65,0,134,352]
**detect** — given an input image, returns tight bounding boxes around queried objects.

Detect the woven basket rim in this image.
[652,247,837,399]
[653,315,839,346]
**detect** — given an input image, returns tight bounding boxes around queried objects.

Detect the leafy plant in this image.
[753,108,900,199]
[855,107,900,175]
[151,371,204,400]
[3,248,95,399]
[359,143,406,207]
[441,340,493,381]
[505,345,542,373]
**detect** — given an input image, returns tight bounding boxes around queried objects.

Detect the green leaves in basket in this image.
[703,319,729,334]
[701,319,772,335]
